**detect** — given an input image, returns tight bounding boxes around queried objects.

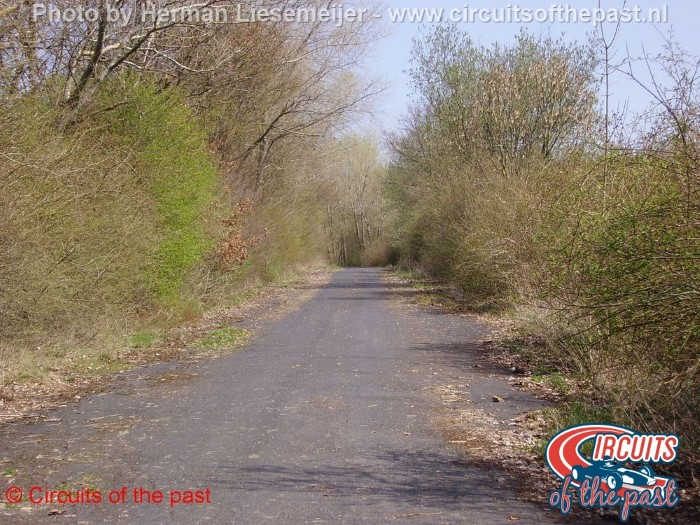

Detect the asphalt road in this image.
[1,268,568,524]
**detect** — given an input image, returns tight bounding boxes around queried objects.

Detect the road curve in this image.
[2,268,567,524]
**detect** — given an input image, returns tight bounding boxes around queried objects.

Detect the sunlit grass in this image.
[197,327,250,349]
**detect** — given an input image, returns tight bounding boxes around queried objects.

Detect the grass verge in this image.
[0,264,333,423]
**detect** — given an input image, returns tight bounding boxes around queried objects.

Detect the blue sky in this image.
[360,0,697,134]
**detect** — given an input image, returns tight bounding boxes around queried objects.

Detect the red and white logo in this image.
[544,423,680,521]
[545,423,676,493]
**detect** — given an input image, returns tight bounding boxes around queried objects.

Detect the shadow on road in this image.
[208,448,529,515]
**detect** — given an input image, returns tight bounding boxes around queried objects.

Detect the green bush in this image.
[387,26,699,456]
[540,155,699,447]
[0,77,219,346]
[98,79,217,306]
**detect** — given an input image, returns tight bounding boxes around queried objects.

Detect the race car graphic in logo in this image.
[572,458,657,491]
[544,423,680,521]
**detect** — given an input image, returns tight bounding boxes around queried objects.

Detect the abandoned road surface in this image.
[2,269,567,524]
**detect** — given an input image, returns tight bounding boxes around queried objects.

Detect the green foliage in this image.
[99,79,217,305]
[533,402,614,456]
[388,28,598,306]
[532,372,570,394]
[0,77,222,384]
[1,8,371,395]
[539,156,699,445]
[129,332,159,349]
[408,27,597,174]
[388,26,699,454]
[197,327,250,349]
[1,90,153,342]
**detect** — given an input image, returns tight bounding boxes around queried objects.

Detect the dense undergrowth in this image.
[0,81,253,383]
[0,3,696,484]
[0,3,381,388]
[386,27,699,460]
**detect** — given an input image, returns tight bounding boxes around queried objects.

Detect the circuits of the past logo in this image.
[545,423,680,521]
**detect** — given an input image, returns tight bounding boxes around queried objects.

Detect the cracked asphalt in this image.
[1,268,569,524]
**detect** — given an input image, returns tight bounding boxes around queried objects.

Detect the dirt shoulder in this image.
[0,265,334,426]
[384,269,697,525]
[1,267,565,524]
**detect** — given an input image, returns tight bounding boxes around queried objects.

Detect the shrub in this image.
[387,26,699,455]
[0,77,219,344]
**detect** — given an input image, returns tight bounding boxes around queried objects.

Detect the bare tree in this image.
[619,37,699,213]
[597,0,625,199]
